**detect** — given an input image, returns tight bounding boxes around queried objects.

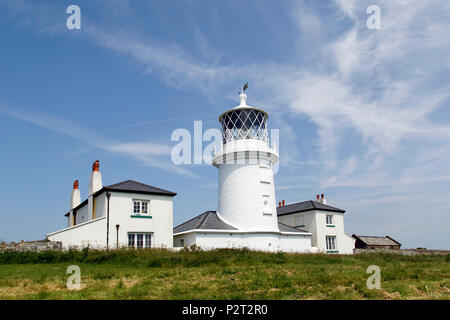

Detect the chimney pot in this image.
[89,160,103,195]
[73,180,79,190]
[321,194,324,199]
[92,160,100,172]
[278,202,281,207]
[282,200,285,206]
[316,194,320,201]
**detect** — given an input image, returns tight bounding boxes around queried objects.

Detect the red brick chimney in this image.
[92,160,100,172]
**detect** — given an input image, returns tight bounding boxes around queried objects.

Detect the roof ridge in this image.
[105,179,176,195]
[173,211,213,230]
[106,180,131,188]
[198,211,212,229]
[357,235,390,238]
[278,200,314,208]
[128,179,176,194]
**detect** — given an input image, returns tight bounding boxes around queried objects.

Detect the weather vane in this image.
[239,82,248,94]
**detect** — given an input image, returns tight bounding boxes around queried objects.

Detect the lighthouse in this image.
[173,85,314,252]
[212,90,279,232]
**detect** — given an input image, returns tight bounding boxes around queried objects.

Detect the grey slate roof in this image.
[105,180,176,196]
[277,200,345,216]
[64,179,176,216]
[173,211,237,234]
[278,222,308,233]
[174,211,309,234]
[353,235,401,246]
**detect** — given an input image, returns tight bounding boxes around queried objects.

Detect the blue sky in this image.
[0,0,449,249]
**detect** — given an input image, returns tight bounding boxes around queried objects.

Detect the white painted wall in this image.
[278,209,355,254]
[94,193,106,219]
[48,217,106,249]
[47,191,174,250]
[174,231,315,253]
[107,192,173,249]
[173,232,197,248]
[342,233,356,254]
[75,203,89,224]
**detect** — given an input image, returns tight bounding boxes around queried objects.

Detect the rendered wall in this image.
[278,210,355,254]
[47,217,106,249]
[94,193,106,219]
[173,232,197,248]
[75,204,89,224]
[48,192,174,249]
[107,192,173,249]
[176,232,313,253]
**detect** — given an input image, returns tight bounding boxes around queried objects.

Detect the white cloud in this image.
[0,105,197,178]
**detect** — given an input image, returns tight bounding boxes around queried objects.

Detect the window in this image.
[128,233,135,247]
[128,233,152,249]
[132,200,150,215]
[133,201,140,214]
[136,234,143,248]
[326,215,333,225]
[326,236,337,251]
[179,239,184,247]
[141,201,148,214]
[145,234,151,248]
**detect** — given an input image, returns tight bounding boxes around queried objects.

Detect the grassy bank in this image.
[0,248,449,299]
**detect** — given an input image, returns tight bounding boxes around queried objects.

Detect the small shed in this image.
[352,235,401,250]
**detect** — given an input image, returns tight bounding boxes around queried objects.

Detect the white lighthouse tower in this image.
[212,89,279,232]
[173,85,313,252]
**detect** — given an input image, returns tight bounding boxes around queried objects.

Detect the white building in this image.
[277,195,355,254]
[47,160,176,249]
[173,91,355,253]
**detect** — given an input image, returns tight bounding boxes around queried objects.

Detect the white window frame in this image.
[132,199,150,215]
[128,232,153,249]
[326,236,337,251]
[326,214,333,225]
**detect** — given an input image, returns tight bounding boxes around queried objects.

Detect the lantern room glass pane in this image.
[221,109,267,143]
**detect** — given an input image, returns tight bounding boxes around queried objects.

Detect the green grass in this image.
[0,248,449,299]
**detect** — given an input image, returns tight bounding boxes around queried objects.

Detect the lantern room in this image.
[218,93,269,144]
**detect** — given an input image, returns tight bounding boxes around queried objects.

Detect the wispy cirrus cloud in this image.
[0,105,197,178]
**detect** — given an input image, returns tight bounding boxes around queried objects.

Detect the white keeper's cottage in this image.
[47,161,176,249]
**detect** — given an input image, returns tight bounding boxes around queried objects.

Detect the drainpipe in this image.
[106,191,111,249]
[116,224,120,249]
